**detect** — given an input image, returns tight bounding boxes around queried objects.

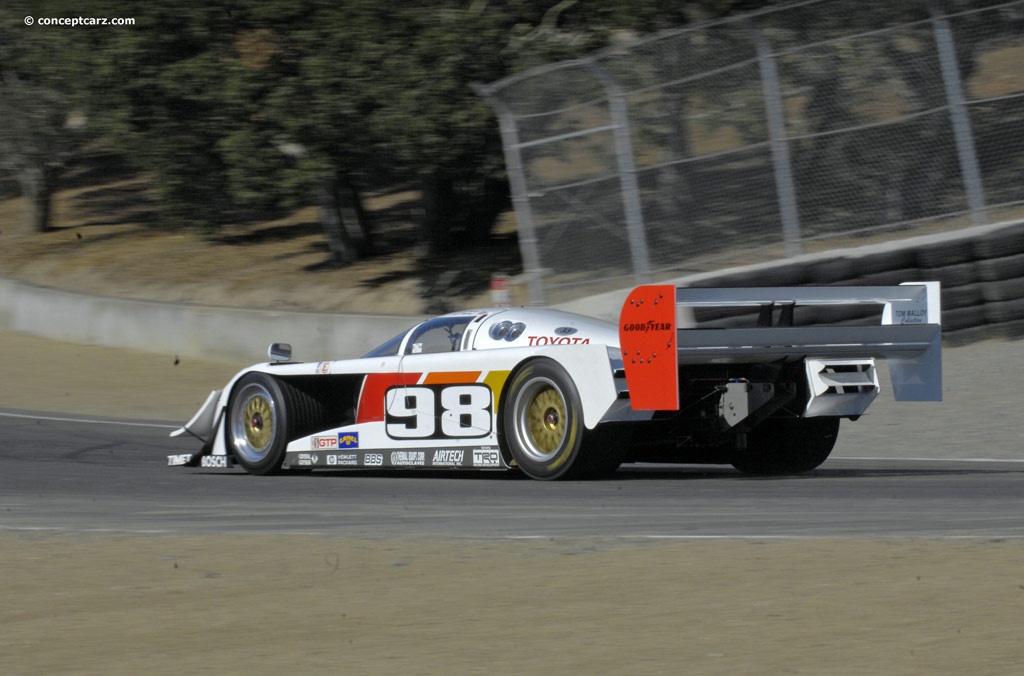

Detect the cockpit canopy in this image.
[362,308,619,358]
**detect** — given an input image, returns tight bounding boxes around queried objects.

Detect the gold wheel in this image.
[524,386,567,457]
[505,360,583,479]
[229,376,286,473]
[243,395,274,451]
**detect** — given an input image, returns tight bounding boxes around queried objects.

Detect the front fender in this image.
[169,389,223,444]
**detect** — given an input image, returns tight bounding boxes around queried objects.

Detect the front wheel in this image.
[731,416,840,476]
[227,373,319,475]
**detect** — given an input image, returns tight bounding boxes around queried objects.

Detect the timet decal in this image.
[338,433,359,448]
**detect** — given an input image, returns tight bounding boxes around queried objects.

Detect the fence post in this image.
[930,0,988,227]
[471,84,547,305]
[750,22,803,258]
[587,60,653,285]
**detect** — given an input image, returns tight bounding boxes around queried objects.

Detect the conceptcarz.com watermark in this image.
[24,15,136,27]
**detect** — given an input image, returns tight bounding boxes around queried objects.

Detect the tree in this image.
[214,2,395,263]
[0,4,94,233]
[88,3,238,232]
[17,0,774,255]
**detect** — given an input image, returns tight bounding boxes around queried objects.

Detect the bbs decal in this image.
[385,384,492,439]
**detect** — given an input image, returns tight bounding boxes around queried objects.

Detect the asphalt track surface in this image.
[3,407,1023,539]
[2,334,1022,540]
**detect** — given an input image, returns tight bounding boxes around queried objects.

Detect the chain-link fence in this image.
[475,0,1024,304]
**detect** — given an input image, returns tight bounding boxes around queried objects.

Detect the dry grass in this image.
[0,155,524,316]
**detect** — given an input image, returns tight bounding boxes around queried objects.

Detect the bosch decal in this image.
[201,455,229,469]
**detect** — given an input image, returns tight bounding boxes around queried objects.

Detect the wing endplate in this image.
[619,285,679,411]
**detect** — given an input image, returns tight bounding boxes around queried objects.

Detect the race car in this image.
[168,282,942,479]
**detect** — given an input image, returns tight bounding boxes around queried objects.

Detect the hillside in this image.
[0,153,524,316]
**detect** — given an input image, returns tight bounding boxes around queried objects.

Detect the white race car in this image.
[169,283,942,479]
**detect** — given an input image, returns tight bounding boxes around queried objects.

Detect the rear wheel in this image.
[503,360,585,480]
[731,417,840,476]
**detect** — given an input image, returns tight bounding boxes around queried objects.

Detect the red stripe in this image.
[356,373,422,423]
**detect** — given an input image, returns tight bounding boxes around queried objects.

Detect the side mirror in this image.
[268,343,292,362]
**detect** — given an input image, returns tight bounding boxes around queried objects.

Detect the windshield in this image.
[362,331,408,358]
[404,316,472,355]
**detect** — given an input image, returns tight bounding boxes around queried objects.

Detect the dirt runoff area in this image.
[1,330,1023,675]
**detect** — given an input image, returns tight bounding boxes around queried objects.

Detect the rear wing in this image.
[619,282,942,411]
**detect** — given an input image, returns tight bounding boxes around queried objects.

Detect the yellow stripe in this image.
[483,370,512,410]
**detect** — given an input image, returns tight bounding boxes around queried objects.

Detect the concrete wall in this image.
[2,219,1022,361]
[0,278,422,362]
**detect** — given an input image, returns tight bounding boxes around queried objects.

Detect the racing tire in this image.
[227,373,319,475]
[731,417,840,476]
[502,359,589,480]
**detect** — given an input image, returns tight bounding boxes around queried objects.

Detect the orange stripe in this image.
[421,371,482,385]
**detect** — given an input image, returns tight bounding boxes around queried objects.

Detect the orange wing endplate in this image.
[619,285,679,411]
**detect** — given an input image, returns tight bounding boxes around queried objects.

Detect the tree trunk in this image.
[319,176,357,266]
[336,175,371,255]
[464,175,507,246]
[420,172,454,256]
[18,164,58,234]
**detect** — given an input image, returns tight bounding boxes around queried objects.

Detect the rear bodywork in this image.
[615,282,940,464]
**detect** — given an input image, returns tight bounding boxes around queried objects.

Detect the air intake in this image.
[804,359,879,417]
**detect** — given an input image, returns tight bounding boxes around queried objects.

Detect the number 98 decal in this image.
[385,385,492,439]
